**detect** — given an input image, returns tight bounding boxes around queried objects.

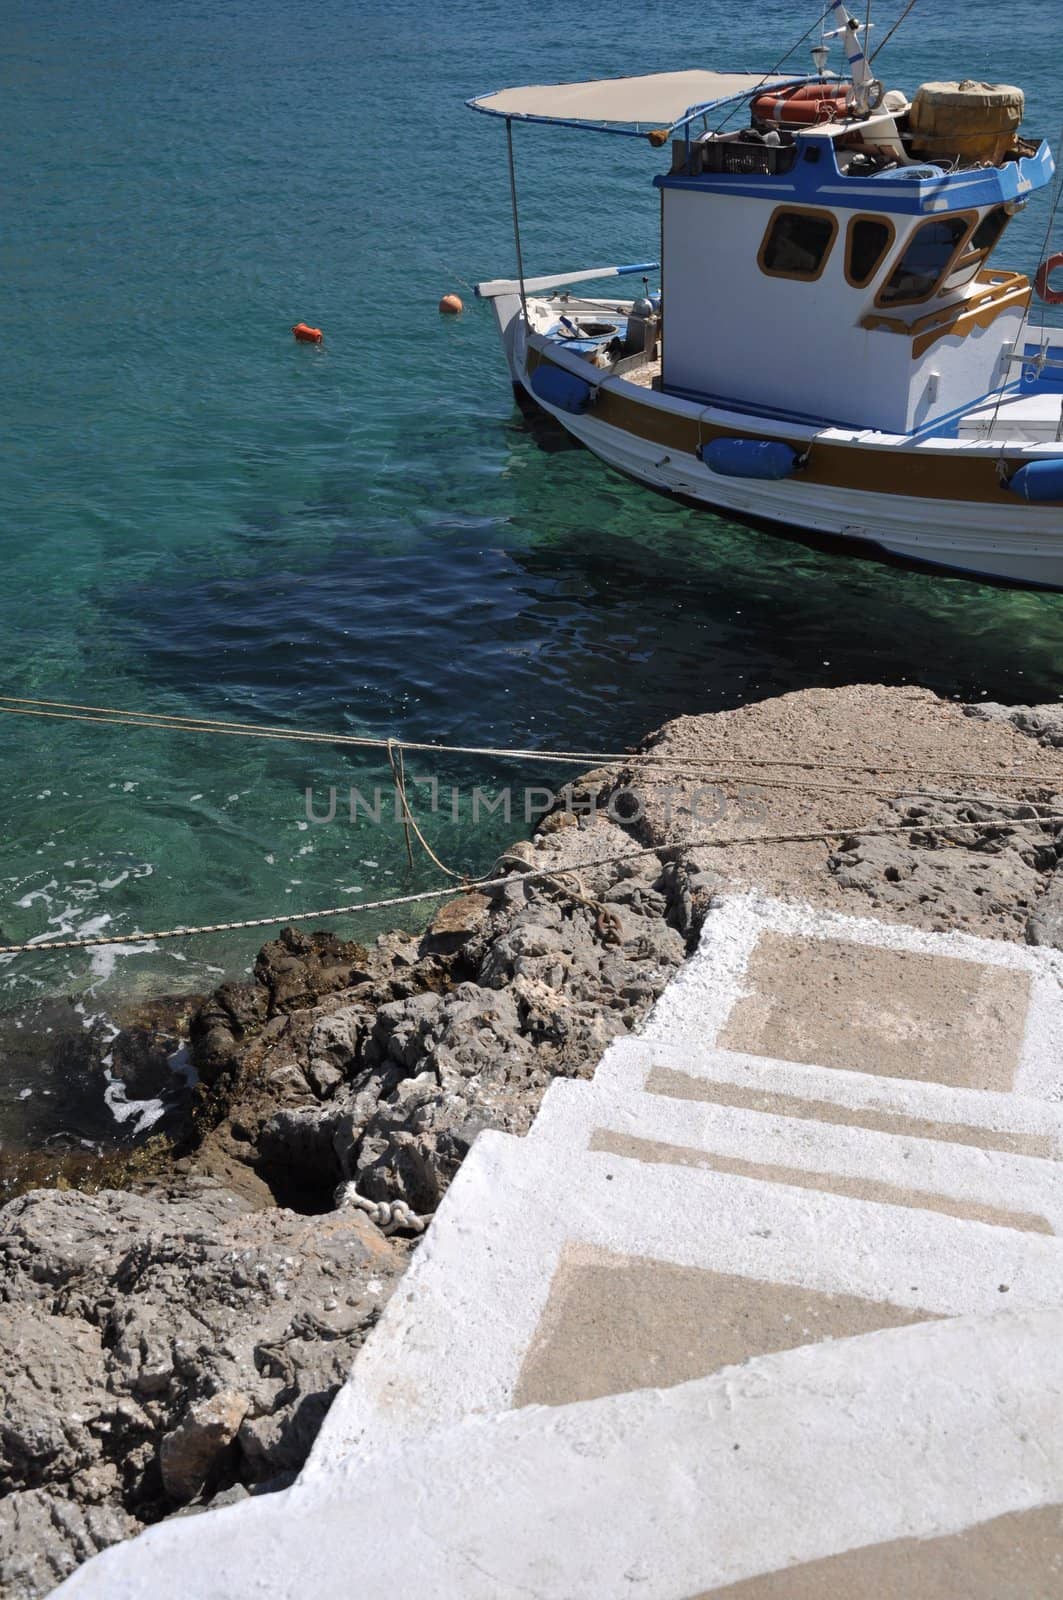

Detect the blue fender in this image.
[1006,458,1063,503]
[699,438,801,481]
[529,363,595,415]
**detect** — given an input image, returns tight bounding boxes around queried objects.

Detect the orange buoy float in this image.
[1035,253,1063,306]
[292,322,323,343]
[438,293,464,315]
[752,83,851,125]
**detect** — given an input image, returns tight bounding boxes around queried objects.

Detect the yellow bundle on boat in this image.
[909,81,1024,167]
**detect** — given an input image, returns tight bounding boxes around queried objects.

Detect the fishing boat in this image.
[468,2,1063,587]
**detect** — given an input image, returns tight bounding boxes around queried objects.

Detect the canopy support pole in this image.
[505,118,529,323]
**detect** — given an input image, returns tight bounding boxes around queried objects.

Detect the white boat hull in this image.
[486,290,1063,588]
[553,402,1063,588]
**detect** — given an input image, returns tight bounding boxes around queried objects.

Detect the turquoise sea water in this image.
[2,1,1062,1143]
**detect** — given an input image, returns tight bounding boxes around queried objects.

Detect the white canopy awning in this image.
[467,69,802,134]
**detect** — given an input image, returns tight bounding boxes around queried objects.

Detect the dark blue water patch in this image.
[101,419,1063,754]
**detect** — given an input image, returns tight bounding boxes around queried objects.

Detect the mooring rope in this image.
[0,694,1059,790]
[3,692,1062,958]
[3,813,1062,957]
[386,736,463,879]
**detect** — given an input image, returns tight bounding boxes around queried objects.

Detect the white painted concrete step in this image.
[642,893,1063,1102]
[526,1075,1063,1234]
[56,1307,1063,1598]
[595,1036,1063,1160]
[304,1123,1063,1474]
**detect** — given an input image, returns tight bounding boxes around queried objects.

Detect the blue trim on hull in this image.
[662,379,840,430]
[536,335,1028,446]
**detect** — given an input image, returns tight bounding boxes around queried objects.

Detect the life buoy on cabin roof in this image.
[751,82,850,125]
[1034,253,1063,306]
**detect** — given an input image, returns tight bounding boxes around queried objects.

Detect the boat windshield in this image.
[877,216,970,305]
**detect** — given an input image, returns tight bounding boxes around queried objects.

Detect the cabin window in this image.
[845,216,895,287]
[940,205,1012,291]
[758,207,838,280]
[967,206,1010,255]
[876,215,972,306]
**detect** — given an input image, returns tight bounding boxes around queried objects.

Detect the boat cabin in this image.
[657,82,1051,433]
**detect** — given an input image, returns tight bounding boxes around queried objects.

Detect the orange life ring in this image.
[752,83,851,125]
[1035,253,1063,305]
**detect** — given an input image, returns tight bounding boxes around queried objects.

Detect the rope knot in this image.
[334,1182,430,1236]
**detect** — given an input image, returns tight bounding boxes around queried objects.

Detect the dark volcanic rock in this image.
[253,928,374,1016]
[226,836,693,1217]
[189,929,373,1089]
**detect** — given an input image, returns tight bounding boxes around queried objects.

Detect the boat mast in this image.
[823,0,878,113]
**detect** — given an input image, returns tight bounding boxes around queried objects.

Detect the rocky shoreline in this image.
[3,685,1063,1596]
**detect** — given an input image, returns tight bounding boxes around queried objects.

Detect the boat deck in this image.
[620,358,661,390]
[531,293,1063,450]
[957,392,1063,444]
[555,341,1063,445]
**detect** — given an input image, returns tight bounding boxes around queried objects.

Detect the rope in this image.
[532,866,624,945]
[4,812,1062,957]
[0,883,466,954]
[385,736,464,880]
[712,8,831,135]
[389,739,414,870]
[1,695,1059,789]
[334,1184,429,1236]
[868,0,919,63]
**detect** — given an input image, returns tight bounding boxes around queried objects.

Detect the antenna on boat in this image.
[822,0,879,113]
